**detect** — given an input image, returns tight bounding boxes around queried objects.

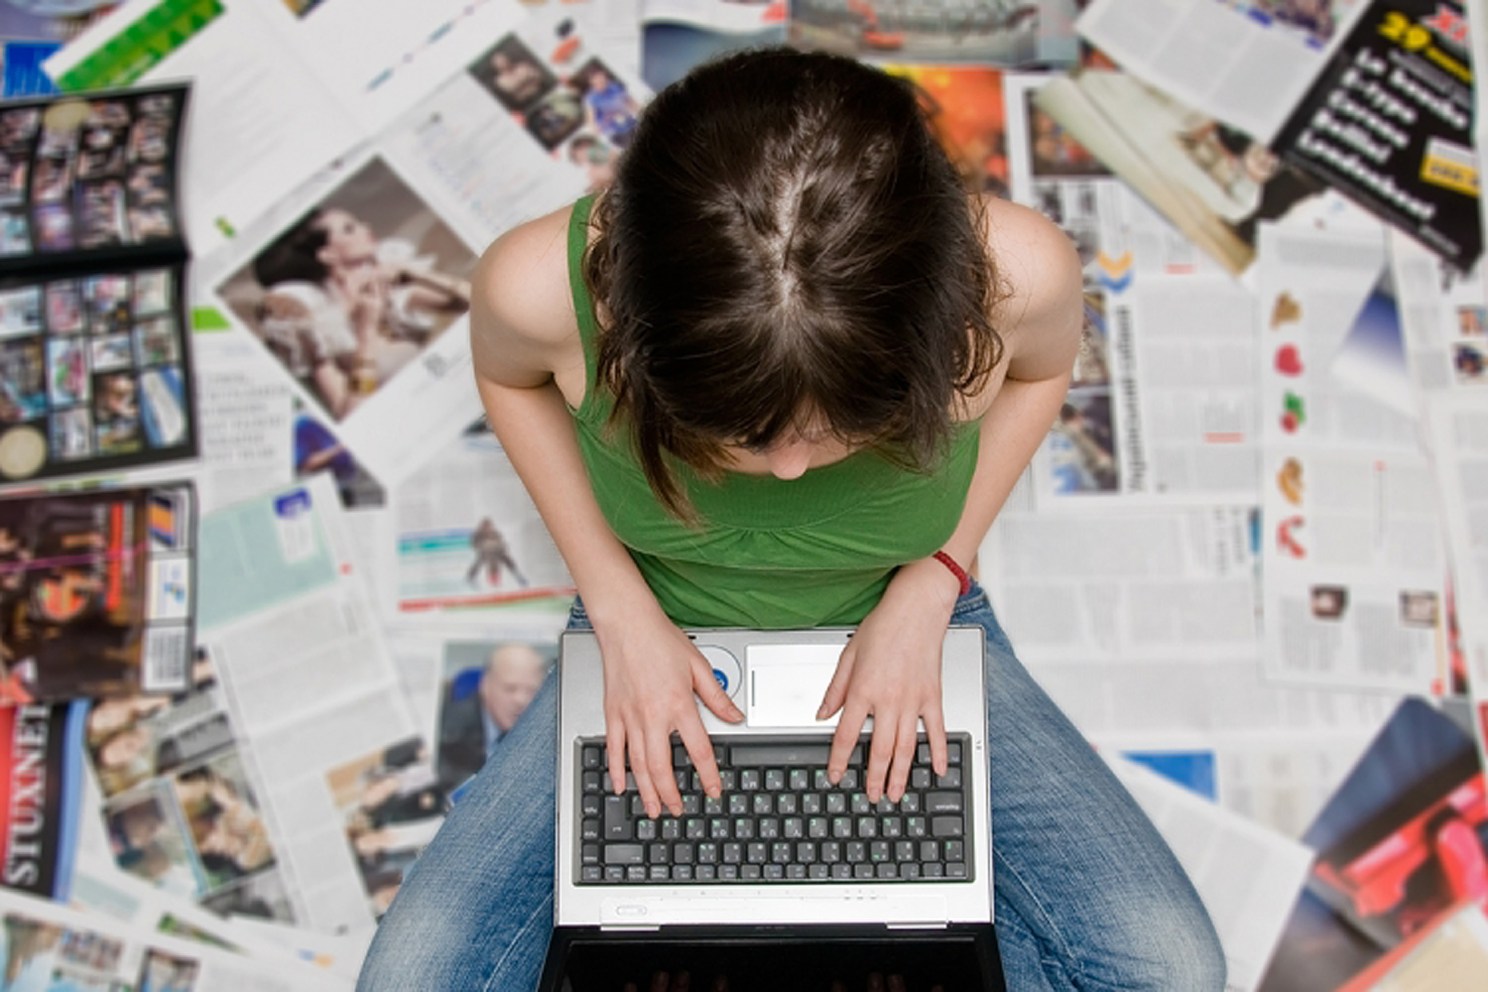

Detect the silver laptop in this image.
[552,626,993,933]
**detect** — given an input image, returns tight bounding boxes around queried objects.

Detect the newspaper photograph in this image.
[432,637,554,793]
[789,0,1079,67]
[84,647,296,923]
[640,0,788,91]
[887,64,1010,196]
[1035,67,1332,275]
[385,420,574,622]
[214,156,474,427]
[325,736,444,922]
[1003,73,1231,280]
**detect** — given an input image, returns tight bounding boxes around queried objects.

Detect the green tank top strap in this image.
[566,194,605,423]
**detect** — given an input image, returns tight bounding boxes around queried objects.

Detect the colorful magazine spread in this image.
[0,482,195,701]
[0,82,196,485]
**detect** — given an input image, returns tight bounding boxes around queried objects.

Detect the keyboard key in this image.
[604,797,632,840]
[731,743,831,766]
[605,844,644,865]
[937,767,962,789]
[925,792,963,814]
[931,817,963,838]
[945,840,965,862]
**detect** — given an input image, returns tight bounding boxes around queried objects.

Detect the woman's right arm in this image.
[470,207,740,818]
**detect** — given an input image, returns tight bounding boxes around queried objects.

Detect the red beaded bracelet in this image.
[932,550,971,597]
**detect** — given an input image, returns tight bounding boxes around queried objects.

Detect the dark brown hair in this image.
[584,48,1004,516]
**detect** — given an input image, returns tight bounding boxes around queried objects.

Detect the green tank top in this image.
[566,195,978,628]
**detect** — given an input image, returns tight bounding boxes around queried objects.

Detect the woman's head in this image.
[253,207,376,288]
[587,48,1003,514]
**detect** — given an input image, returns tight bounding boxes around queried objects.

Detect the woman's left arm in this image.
[820,200,1084,804]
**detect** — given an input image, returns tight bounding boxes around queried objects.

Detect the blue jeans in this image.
[360,584,1225,990]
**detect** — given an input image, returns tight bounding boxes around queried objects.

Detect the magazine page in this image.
[0,701,86,901]
[1393,234,1488,400]
[382,420,573,624]
[1270,0,1478,269]
[189,328,296,513]
[1258,698,1486,990]
[1337,902,1488,991]
[640,0,787,91]
[1075,0,1369,143]
[0,885,351,990]
[1034,66,1351,276]
[379,6,653,249]
[195,474,424,934]
[1424,394,1488,766]
[250,0,531,137]
[0,482,195,700]
[68,850,315,964]
[82,646,301,924]
[42,0,364,257]
[1003,72,1230,278]
[44,1,534,256]
[1059,271,1259,503]
[192,8,654,484]
[1104,752,1315,992]
[789,0,1078,67]
[199,146,482,488]
[0,82,189,268]
[1256,223,1443,694]
[0,261,196,486]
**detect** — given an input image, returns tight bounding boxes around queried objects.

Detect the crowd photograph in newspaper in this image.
[325,737,444,921]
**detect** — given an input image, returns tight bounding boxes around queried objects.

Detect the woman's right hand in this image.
[594,604,743,819]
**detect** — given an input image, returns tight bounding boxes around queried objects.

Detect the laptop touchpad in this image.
[746,644,843,728]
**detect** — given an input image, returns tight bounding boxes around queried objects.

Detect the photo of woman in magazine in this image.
[218,158,475,422]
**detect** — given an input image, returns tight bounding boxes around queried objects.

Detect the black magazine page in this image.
[1272,0,1478,268]
[0,82,190,272]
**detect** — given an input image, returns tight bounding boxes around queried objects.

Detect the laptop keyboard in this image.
[575,734,974,885]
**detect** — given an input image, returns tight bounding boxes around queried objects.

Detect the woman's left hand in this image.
[817,557,961,803]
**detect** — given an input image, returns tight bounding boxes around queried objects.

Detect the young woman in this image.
[360,49,1225,991]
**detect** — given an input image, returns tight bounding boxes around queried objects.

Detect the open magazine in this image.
[0,82,196,485]
[1073,0,1478,271]
[0,482,195,701]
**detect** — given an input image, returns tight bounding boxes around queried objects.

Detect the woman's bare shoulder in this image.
[980,196,1083,377]
[471,202,583,384]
